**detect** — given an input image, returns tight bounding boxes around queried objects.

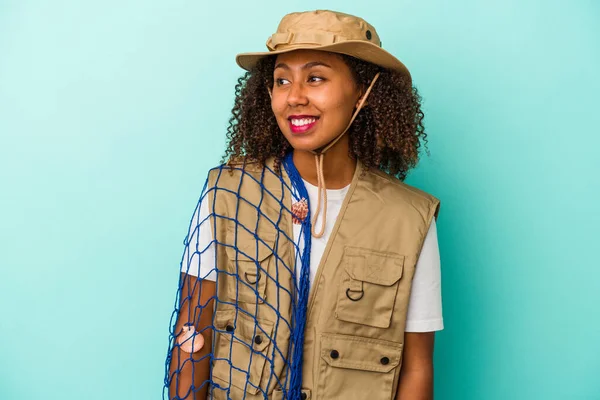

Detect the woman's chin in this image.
[287,141,325,153]
[283,134,330,153]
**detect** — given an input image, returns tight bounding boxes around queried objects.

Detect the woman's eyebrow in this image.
[274,61,333,71]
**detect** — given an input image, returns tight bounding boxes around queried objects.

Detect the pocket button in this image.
[330,349,339,359]
[380,356,389,365]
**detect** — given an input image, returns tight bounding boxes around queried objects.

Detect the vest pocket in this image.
[223,226,275,304]
[211,309,275,396]
[317,333,403,400]
[335,246,404,328]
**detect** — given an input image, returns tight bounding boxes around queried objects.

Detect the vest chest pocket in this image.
[317,333,403,400]
[223,227,275,304]
[211,309,275,396]
[335,246,404,329]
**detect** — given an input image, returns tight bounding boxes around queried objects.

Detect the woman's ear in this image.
[356,98,368,108]
[355,83,370,108]
[355,92,369,108]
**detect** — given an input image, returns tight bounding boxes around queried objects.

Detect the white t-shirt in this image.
[181,178,443,332]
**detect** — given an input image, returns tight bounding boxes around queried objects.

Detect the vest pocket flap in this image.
[225,226,275,263]
[214,310,274,352]
[320,333,403,373]
[344,246,404,286]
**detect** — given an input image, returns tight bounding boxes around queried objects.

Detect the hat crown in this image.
[236,9,410,80]
[267,10,381,50]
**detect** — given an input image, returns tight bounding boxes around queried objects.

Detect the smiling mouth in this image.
[288,117,319,134]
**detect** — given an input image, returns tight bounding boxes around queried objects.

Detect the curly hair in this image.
[220,52,428,181]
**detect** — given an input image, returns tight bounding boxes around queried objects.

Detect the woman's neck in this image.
[292,140,357,189]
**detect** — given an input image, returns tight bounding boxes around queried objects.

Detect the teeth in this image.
[291,117,317,126]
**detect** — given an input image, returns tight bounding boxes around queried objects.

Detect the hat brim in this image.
[235,40,411,83]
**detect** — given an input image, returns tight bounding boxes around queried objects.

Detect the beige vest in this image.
[206,156,440,400]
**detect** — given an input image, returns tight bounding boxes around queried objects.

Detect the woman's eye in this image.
[274,76,324,86]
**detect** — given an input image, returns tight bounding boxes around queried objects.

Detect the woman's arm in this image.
[168,273,216,400]
[395,331,435,400]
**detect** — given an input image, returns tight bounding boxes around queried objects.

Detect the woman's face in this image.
[271,49,363,152]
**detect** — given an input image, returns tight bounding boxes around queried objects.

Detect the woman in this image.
[164,9,443,400]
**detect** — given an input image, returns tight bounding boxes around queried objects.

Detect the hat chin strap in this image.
[307,72,380,237]
[269,72,381,238]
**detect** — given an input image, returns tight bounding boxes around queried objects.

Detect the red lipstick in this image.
[288,115,319,134]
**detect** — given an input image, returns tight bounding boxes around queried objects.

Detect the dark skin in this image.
[167,275,215,400]
[397,332,436,399]
[169,50,435,399]
[271,50,362,188]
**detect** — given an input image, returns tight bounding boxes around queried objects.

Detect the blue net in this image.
[163,151,312,400]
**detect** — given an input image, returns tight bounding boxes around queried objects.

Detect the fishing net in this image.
[163,152,311,400]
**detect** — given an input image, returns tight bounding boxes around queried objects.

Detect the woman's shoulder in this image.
[204,155,280,190]
[364,166,440,204]
[208,155,276,174]
[364,166,441,221]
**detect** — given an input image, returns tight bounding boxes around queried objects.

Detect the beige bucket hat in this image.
[235,10,412,238]
[235,9,411,83]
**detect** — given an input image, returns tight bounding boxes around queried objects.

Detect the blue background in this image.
[1,1,598,399]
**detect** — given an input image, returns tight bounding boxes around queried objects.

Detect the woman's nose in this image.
[287,82,308,106]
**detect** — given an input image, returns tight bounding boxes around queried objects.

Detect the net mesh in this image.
[163,152,311,400]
